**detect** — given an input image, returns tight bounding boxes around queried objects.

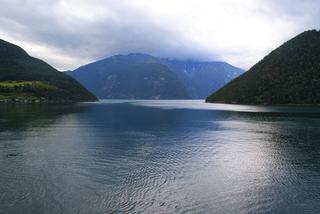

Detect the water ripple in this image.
[1,100,320,213]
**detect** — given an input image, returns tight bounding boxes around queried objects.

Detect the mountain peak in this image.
[67,53,243,99]
[0,39,29,58]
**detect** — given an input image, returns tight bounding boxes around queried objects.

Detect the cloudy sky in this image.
[0,0,319,70]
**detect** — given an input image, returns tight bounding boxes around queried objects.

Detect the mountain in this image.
[67,53,243,99]
[206,30,320,105]
[160,58,244,98]
[0,39,97,103]
[67,54,189,99]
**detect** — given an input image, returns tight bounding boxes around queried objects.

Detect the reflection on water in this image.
[0,100,320,213]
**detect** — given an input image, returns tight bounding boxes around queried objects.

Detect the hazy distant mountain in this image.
[206,30,320,105]
[67,54,189,99]
[160,58,244,98]
[67,53,243,99]
[0,39,97,103]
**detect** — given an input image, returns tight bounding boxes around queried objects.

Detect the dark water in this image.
[1,100,320,214]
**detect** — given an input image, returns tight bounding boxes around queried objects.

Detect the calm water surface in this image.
[1,100,320,213]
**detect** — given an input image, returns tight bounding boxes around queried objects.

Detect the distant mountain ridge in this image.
[160,57,243,98]
[67,53,244,99]
[206,30,320,105]
[0,39,97,103]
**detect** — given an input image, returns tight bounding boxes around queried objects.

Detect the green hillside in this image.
[206,30,320,105]
[0,39,97,103]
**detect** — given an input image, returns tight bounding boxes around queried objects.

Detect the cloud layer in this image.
[0,0,319,70]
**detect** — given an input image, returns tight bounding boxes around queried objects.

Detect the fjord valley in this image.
[67,53,243,99]
[2,0,320,212]
[206,30,320,105]
[0,39,97,103]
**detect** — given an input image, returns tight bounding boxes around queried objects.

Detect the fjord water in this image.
[1,100,320,213]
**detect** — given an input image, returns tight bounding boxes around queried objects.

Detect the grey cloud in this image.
[0,0,215,69]
[266,0,320,27]
[0,0,319,70]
